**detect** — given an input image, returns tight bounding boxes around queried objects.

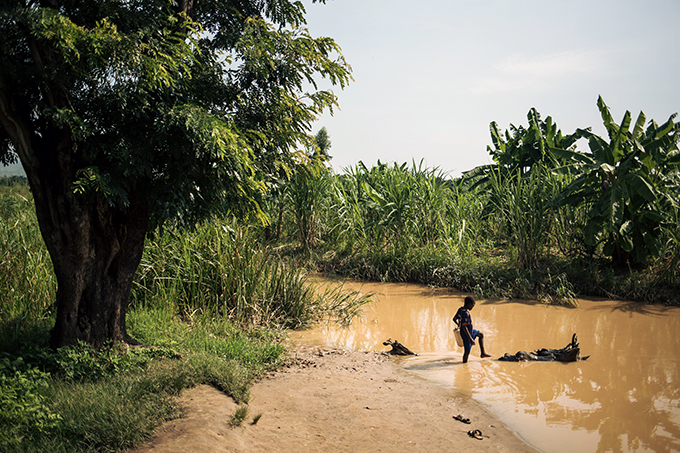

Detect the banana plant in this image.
[551,96,680,264]
[466,108,585,185]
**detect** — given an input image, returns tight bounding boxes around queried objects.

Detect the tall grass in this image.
[267,160,678,305]
[486,164,561,269]
[0,186,56,348]
[132,220,370,329]
[322,160,454,252]
[441,181,488,257]
[287,162,330,250]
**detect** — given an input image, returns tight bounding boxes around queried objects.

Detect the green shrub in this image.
[0,357,61,448]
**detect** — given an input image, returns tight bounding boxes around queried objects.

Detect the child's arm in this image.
[463,326,475,345]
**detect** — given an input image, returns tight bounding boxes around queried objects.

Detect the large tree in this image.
[0,0,350,347]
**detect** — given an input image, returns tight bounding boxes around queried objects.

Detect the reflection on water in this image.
[290,279,680,453]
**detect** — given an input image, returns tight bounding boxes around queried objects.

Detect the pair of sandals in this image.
[453,415,487,440]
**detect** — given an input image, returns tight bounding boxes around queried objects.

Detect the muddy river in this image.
[290,279,680,452]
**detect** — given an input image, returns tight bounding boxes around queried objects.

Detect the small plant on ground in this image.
[230,405,249,427]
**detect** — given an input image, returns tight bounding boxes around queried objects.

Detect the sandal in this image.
[453,414,471,424]
[467,429,485,440]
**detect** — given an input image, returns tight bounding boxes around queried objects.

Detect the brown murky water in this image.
[290,279,680,453]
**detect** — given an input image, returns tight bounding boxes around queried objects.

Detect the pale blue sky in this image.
[303,0,680,177]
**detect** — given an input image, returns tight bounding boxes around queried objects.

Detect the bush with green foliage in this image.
[552,97,680,265]
[0,357,61,448]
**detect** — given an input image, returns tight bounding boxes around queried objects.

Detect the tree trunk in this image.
[44,193,149,349]
[30,155,150,348]
[0,89,149,348]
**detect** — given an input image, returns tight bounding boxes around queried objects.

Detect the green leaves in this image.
[73,166,112,199]
[469,108,587,191]
[1,0,351,229]
[552,97,680,264]
[0,356,61,447]
[477,98,679,265]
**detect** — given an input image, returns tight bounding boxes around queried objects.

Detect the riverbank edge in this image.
[131,344,539,453]
[309,249,680,307]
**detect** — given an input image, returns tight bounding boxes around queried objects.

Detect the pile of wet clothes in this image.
[498,334,589,363]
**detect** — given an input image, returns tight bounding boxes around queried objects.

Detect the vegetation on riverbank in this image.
[2,317,283,452]
[264,101,680,306]
[0,180,369,452]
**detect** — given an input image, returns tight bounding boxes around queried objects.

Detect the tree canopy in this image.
[0,0,351,347]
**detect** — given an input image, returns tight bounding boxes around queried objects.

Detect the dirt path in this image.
[130,346,537,452]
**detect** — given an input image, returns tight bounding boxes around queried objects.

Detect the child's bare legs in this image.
[462,330,491,363]
[478,332,491,358]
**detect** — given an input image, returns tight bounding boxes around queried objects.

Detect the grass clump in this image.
[132,221,370,329]
[230,405,249,427]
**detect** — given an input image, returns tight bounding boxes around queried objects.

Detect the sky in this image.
[302,0,680,178]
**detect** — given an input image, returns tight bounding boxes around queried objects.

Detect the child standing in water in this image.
[453,295,491,363]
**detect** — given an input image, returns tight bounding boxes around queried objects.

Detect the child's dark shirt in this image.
[454,306,473,332]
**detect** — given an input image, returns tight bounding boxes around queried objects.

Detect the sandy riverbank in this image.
[130,346,537,452]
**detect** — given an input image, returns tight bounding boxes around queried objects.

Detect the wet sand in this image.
[130,345,536,452]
